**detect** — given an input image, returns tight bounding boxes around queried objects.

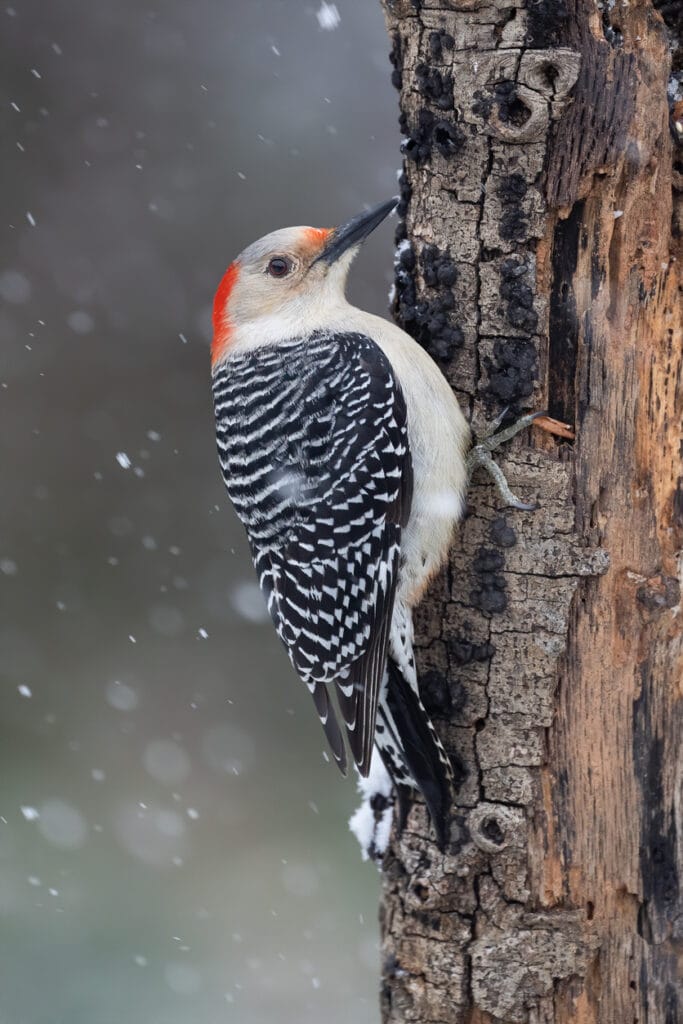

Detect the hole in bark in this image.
[541,62,559,92]
[586,900,595,920]
[481,817,505,846]
[507,96,532,126]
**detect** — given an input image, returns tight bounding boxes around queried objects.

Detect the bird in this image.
[211,198,542,849]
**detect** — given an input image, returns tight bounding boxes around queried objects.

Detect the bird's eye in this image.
[267,256,291,278]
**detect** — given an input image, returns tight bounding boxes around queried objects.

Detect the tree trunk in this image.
[378,1,682,1021]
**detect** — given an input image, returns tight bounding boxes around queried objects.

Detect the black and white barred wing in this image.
[212,332,412,778]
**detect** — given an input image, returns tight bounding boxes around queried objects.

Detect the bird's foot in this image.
[466,409,548,511]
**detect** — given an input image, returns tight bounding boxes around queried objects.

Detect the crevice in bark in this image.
[548,202,582,426]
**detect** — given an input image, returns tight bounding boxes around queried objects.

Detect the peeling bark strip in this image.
[379,1,682,1021]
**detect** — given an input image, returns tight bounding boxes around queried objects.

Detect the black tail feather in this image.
[385,660,453,850]
[394,784,413,836]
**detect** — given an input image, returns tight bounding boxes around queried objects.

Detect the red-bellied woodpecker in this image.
[211,198,542,851]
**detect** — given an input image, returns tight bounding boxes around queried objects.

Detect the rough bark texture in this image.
[379,1,682,1021]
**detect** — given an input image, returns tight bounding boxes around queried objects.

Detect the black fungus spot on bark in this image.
[428,29,454,61]
[447,636,495,667]
[525,0,569,47]
[498,173,529,242]
[420,669,453,716]
[401,109,464,165]
[415,63,454,110]
[420,243,458,288]
[395,169,412,225]
[401,109,435,164]
[485,337,538,406]
[471,90,493,121]
[500,257,539,334]
[470,547,507,615]
[633,664,680,923]
[433,118,465,158]
[393,238,464,364]
[498,173,528,203]
[481,816,505,845]
[389,33,402,91]
[489,516,517,548]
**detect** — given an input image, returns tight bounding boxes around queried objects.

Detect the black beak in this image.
[316,197,398,265]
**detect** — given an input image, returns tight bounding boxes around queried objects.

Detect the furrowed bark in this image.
[379,1,682,1021]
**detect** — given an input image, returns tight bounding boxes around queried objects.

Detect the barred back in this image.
[212,330,412,775]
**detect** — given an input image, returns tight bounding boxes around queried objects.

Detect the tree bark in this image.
[378,1,682,1021]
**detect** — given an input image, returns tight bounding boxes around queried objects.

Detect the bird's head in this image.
[212,197,397,365]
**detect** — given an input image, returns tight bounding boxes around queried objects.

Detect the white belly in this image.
[337,309,470,605]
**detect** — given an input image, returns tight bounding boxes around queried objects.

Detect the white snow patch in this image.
[316,2,340,30]
[349,749,393,861]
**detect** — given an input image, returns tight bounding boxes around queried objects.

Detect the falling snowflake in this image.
[316,2,340,30]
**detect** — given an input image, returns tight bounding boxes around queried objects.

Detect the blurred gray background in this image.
[0,2,399,1021]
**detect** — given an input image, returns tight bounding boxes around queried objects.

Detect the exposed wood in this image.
[379,0,682,1020]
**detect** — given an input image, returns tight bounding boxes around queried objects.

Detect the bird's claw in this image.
[467,409,548,510]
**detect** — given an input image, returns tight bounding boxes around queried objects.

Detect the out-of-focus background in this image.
[0,2,399,1021]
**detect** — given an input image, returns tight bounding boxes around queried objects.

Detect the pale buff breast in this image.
[336,309,471,606]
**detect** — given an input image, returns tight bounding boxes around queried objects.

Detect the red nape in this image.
[211,261,239,364]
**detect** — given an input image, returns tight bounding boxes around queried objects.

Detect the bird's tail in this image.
[376,658,454,849]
